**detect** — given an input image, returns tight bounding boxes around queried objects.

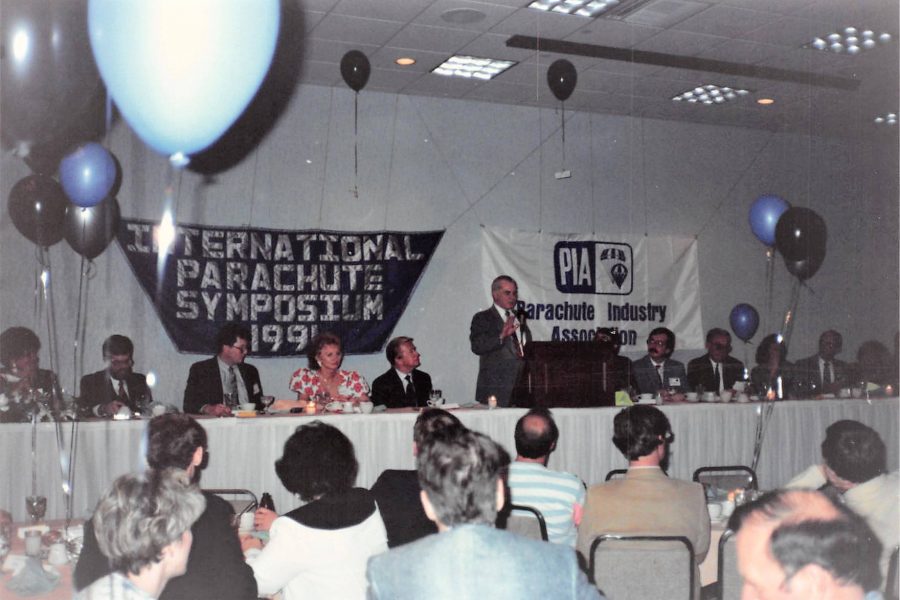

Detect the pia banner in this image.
[481,228,704,351]
[117,219,443,356]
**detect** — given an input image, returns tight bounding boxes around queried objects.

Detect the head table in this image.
[1,398,897,522]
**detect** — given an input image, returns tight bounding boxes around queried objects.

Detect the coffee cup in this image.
[719,390,733,403]
[637,393,655,404]
[707,503,722,519]
[342,401,354,413]
[838,388,851,399]
[358,401,374,414]
[701,391,716,402]
[720,500,735,517]
[736,392,749,403]
[684,392,698,402]
[733,381,747,392]
[427,397,444,408]
[237,511,254,534]
[238,403,256,412]
[24,530,41,557]
[48,541,68,565]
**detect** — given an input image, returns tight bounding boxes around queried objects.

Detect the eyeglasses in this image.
[108,358,134,367]
[647,339,668,347]
[710,343,731,351]
[229,344,249,354]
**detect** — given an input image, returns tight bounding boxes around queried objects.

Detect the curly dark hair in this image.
[306,332,342,370]
[275,421,358,501]
[821,420,886,483]
[214,323,251,354]
[0,327,41,367]
[612,405,673,460]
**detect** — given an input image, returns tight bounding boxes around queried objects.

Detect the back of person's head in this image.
[214,323,251,354]
[146,414,207,472]
[612,405,672,460]
[728,489,882,594]
[417,428,510,527]
[276,420,358,501]
[102,335,134,358]
[92,469,205,576]
[0,326,40,367]
[413,408,463,449]
[821,420,886,483]
[514,408,559,459]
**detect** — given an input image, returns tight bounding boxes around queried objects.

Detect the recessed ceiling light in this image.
[527,0,621,18]
[672,84,751,105]
[432,55,516,80]
[807,27,892,54]
[874,112,898,125]
[395,57,416,66]
[757,98,775,105]
[440,8,487,24]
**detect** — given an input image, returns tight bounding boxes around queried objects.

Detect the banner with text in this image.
[118,219,443,356]
[482,228,704,351]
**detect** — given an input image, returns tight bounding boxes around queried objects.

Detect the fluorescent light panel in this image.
[527,0,621,18]
[672,84,750,105]
[432,55,516,80]
[807,27,892,55]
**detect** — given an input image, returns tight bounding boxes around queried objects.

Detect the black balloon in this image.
[774,207,827,262]
[64,197,121,260]
[784,254,824,281]
[547,59,577,102]
[8,174,67,246]
[340,50,371,93]
[0,0,104,152]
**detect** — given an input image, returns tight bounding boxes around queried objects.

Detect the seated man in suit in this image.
[631,327,687,401]
[371,336,433,408]
[577,405,709,597]
[75,414,258,600]
[183,323,263,416]
[370,408,462,547]
[367,427,601,600]
[794,330,851,396]
[729,489,883,600]
[78,334,153,418]
[686,328,746,394]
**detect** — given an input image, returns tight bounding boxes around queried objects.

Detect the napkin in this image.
[615,391,633,406]
[5,556,58,596]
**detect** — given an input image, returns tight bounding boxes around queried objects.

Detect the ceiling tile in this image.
[366,68,427,91]
[459,33,536,62]
[302,0,342,11]
[331,0,435,22]
[737,16,819,47]
[718,0,814,17]
[368,47,451,72]
[698,39,791,65]
[403,71,486,97]
[463,81,544,104]
[413,0,517,31]
[565,19,663,49]
[489,8,588,39]
[310,13,406,45]
[298,60,343,86]
[386,23,481,53]
[672,4,779,39]
[578,69,641,93]
[303,38,381,64]
[634,29,730,56]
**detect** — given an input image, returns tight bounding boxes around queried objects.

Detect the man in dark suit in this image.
[631,327,686,400]
[686,327,746,393]
[794,330,851,395]
[371,336,433,408]
[469,275,532,407]
[78,334,153,418]
[74,414,258,600]
[183,323,263,415]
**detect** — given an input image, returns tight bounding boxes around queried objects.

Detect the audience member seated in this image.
[687,328,746,393]
[793,330,851,396]
[593,327,632,405]
[631,327,686,401]
[276,332,369,412]
[785,420,899,584]
[749,333,796,399]
[371,336,433,409]
[78,335,153,418]
[369,408,462,547]
[242,421,386,600]
[75,470,206,600]
[367,427,601,599]
[0,326,62,422]
[75,414,257,600]
[729,489,883,600]
[507,408,585,547]
[853,340,896,392]
[183,323,263,416]
[577,405,709,597]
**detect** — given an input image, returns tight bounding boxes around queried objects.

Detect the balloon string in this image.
[780,278,801,348]
[353,92,359,198]
[561,102,566,166]
[72,253,87,395]
[763,247,774,335]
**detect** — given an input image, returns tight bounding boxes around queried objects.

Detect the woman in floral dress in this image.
[275,333,369,412]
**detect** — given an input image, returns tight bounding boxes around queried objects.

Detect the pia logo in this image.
[553,241,633,295]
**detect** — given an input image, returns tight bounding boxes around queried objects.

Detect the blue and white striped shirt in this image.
[507,461,585,547]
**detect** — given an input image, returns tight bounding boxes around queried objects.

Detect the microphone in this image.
[515,309,527,328]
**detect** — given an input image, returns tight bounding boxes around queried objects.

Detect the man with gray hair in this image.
[367,427,601,599]
[76,469,205,599]
[370,336,433,408]
[729,489,883,600]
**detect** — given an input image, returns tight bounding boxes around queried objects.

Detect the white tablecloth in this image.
[2,398,897,521]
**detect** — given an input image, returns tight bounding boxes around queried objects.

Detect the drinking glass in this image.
[25,495,47,522]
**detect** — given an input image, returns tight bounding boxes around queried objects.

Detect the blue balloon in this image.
[749,194,790,247]
[59,142,116,207]
[88,0,279,159]
[729,303,760,343]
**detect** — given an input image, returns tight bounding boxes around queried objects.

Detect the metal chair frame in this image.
[203,488,259,516]
[604,468,628,481]
[589,534,695,600]
[505,503,549,541]
[717,528,741,600]
[692,466,758,491]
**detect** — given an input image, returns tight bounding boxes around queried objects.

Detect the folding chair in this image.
[604,469,628,481]
[503,504,549,541]
[887,546,899,600]
[717,529,742,600]
[204,488,259,517]
[590,534,695,600]
[692,466,758,498]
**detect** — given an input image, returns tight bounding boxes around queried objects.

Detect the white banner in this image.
[481,228,704,351]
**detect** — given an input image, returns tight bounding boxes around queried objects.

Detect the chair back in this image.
[718,529,742,600]
[504,504,549,541]
[692,465,758,496]
[887,545,899,600]
[204,488,258,516]
[604,469,628,481]
[590,534,695,600]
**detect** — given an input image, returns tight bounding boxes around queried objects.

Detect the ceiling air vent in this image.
[602,0,709,27]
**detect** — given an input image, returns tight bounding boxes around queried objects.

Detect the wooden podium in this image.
[519,341,624,408]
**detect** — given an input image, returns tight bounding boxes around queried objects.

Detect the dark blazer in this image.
[370,469,438,547]
[371,368,433,408]
[77,370,153,417]
[686,354,746,392]
[182,357,263,414]
[74,491,258,600]
[469,307,531,407]
[793,354,851,394]
[631,355,687,394]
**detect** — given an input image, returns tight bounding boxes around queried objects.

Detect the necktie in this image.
[656,364,664,387]
[226,366,237,405]
[117,380,129,404]
[824,361,833,385]
[714,362,721,392]
[505,310,524,357]
[404,374,416,404]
